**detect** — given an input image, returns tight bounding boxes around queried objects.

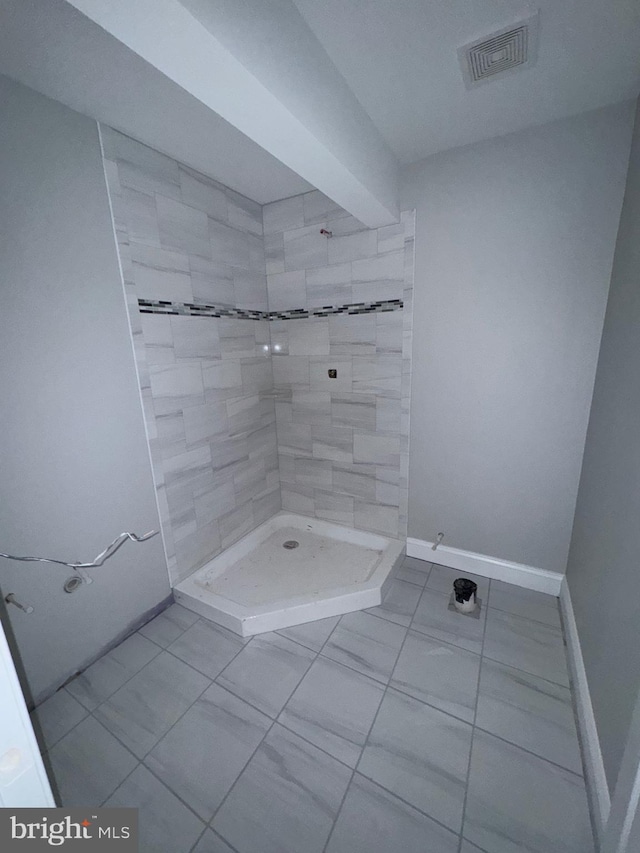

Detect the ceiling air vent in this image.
[459,13,539,88]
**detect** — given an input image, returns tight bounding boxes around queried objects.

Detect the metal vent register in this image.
[459,14,539,87]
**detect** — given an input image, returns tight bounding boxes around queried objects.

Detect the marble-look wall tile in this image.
[262,195,305,235]
[306,263,352,309]
[102,127,280,583]
[179,165,228,221]
[284,224,328,271]
[106,129,413,563]
[156,195,210,258]
[288,319,329,356]
[264,191,413,536]
[328,229,377,265]
[267,270,306,311]
[303,190,351,225]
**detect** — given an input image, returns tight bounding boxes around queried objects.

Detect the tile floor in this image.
[32,557,594,853]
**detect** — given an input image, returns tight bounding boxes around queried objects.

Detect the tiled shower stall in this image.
[101,126,414,586]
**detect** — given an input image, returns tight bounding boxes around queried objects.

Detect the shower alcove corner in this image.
[173,512,404,637]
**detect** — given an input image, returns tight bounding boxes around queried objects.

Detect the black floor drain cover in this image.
[283,540,299,549]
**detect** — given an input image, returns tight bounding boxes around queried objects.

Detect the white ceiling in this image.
[0,0,639,205]
[293,0,640,164]
[0,0,312,204]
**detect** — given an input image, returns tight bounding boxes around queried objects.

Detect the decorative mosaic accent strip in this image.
[138,299,265,320]
[138,298,403,320]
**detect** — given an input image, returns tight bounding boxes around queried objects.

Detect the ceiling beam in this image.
[64,0,400,226]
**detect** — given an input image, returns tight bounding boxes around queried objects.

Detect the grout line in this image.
[64,635,166,714]
[480,648,570,690]
[456,577,491,853]
[486,601,563,630]
[205,626,334,833]
[470,725,585,778]
[98,760,142,808]
[355,769,466,840]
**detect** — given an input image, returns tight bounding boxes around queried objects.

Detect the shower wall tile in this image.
[262,195,414,540]
[156,195,210,258]
[264,232,285,275]
[305,263,352,309]
[106,124,413,572]
[179,165,228,221]
[102,126,280,584]
[284,224,328,271]
[262,194,304,235]
[328,229,378,265]
[189,256,235,305]
[266,270,306,311]
[303,189,351,226]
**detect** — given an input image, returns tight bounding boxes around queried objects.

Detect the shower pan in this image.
[174,512,403,636]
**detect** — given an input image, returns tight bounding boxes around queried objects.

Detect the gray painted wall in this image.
[566,99,640,790]
[0,76,170,704]
[401,102,634,574]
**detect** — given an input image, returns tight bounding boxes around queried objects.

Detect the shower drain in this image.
[282,540,299,550]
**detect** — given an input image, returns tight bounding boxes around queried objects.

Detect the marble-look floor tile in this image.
[394,561,429,587]
[461,841,488,853]
[192,829,236,853]
[31,690,88,751]
[145,683,270,821]
[326,774,459,853]
[105,764,204,853]
[463,730,594,853]
[412,588,486,654]
[476,659,582,774]
[217,633,315,718]
[48,716,137,807]
[484,610,570,687]
[322,611,407,684]
[276,615,340,652]
[212,723,351,853]
[489,580,561,628]
[366,579,422,627]
[391,631,480,723]
[358,688,472,832]
[66,633,161,711]
[94,651,210,758]
[168,617,246,680]
[426,563,490,601]
[279,657,384,767]
[138,603,200,648]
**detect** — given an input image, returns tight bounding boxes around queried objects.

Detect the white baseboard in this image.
[406,537,563,595]
[560,578,611,844]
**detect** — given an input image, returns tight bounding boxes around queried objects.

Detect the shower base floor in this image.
[174,512,404,636]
